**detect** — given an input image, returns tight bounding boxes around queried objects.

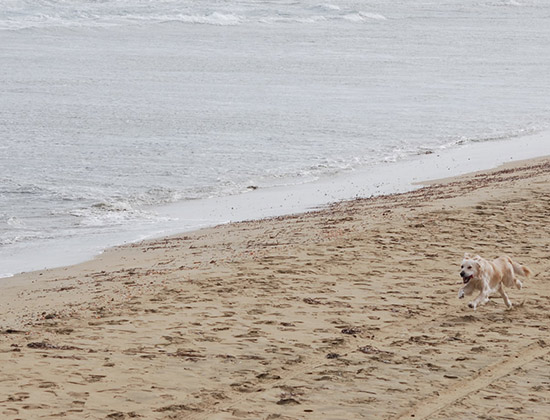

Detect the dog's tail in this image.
[510,258,532,278]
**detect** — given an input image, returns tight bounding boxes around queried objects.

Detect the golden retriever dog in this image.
[458,253,531,310]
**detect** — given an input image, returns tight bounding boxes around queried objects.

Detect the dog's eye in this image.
[461,265,463,269]
[467,266,472,269]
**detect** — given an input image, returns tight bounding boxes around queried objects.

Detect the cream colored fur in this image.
[458,253,531,310]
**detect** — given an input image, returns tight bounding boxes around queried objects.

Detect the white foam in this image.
[358,12,387,20]
[315,4,341,12]
[7,217,25,227]
[0,1,388,29]
[485,0,524,6]
[167,12,244,26]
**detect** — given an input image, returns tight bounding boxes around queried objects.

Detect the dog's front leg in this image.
[459,282,475,300]
[468,289,489,310]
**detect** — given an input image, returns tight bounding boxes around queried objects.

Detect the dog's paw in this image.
[458,289,465,299]
[468,301,477,310]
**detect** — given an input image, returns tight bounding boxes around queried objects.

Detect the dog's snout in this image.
[460,271,465,277]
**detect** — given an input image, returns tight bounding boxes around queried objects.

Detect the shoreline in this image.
[1,156,550,418]
[3,130,550,279]
[5,154,549,294]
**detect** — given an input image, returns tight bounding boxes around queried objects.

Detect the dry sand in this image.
[1,158,550,420]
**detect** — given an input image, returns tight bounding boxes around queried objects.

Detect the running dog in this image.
[458,253,531,310]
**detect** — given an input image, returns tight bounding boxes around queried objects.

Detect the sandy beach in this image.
[1,157,550,420]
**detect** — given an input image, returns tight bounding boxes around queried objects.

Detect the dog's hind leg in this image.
[498,283,513,308]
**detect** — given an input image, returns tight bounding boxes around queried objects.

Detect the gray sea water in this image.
[1,0,550,276]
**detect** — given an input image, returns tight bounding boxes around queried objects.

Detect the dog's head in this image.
[460,253,481,284]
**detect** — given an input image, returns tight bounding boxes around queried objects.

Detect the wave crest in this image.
[0,2,386,29]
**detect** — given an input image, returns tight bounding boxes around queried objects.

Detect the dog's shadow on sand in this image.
[447,299,527,325]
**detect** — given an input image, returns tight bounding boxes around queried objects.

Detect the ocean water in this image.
[1,0,550,277]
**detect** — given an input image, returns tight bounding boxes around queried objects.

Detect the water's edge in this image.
[3,130,549,279]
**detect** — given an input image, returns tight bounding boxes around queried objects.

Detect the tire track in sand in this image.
[396,340,549,420]
[182,336,548,420]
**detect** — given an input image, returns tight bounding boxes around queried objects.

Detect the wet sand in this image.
[1,158,550,419]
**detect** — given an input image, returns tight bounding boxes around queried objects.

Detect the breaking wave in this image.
[0,1,386,30]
